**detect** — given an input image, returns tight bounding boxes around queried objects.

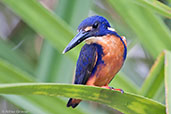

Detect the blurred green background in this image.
[0,0,170,114]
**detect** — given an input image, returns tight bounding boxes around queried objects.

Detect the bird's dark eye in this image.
[92,22,99,29]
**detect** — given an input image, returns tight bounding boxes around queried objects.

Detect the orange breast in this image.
[86,35,126,86]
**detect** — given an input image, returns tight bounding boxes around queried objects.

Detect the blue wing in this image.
[74,44,97,84]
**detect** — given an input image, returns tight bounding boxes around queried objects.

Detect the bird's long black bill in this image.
[63,30,90,54]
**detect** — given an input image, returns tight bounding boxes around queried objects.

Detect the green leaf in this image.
[140,52,165,102]
[131,0,171,18]
[0,58,83,114]
[164,50,171,114]
[140,50,171,110]
[0,83,166,114]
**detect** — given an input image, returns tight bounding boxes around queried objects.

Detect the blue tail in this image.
[67,98,80,108]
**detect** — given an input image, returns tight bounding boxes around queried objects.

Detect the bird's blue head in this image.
[63,16,116,53]
[77,15,111,33]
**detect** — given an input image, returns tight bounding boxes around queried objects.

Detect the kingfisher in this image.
[63,15,127,108]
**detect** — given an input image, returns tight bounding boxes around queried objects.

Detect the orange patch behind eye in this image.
[84,26,92,31]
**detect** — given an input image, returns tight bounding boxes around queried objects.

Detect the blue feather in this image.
[74,44,97,84]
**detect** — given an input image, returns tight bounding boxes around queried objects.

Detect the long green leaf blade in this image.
[165,50,171,114]
[0,83,166,114]
[140,52,165,102]
[131,0,171,18]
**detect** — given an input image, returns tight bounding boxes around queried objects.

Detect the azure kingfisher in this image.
[63,15,127,108]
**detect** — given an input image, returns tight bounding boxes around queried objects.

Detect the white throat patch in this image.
[107,27,116,32]
[85,36,103,44]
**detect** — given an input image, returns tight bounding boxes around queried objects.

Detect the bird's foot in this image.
[110,87,124,94]
[101,86,124,93]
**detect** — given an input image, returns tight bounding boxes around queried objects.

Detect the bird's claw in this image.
[111,88,124,94]
[101,86,124,93]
